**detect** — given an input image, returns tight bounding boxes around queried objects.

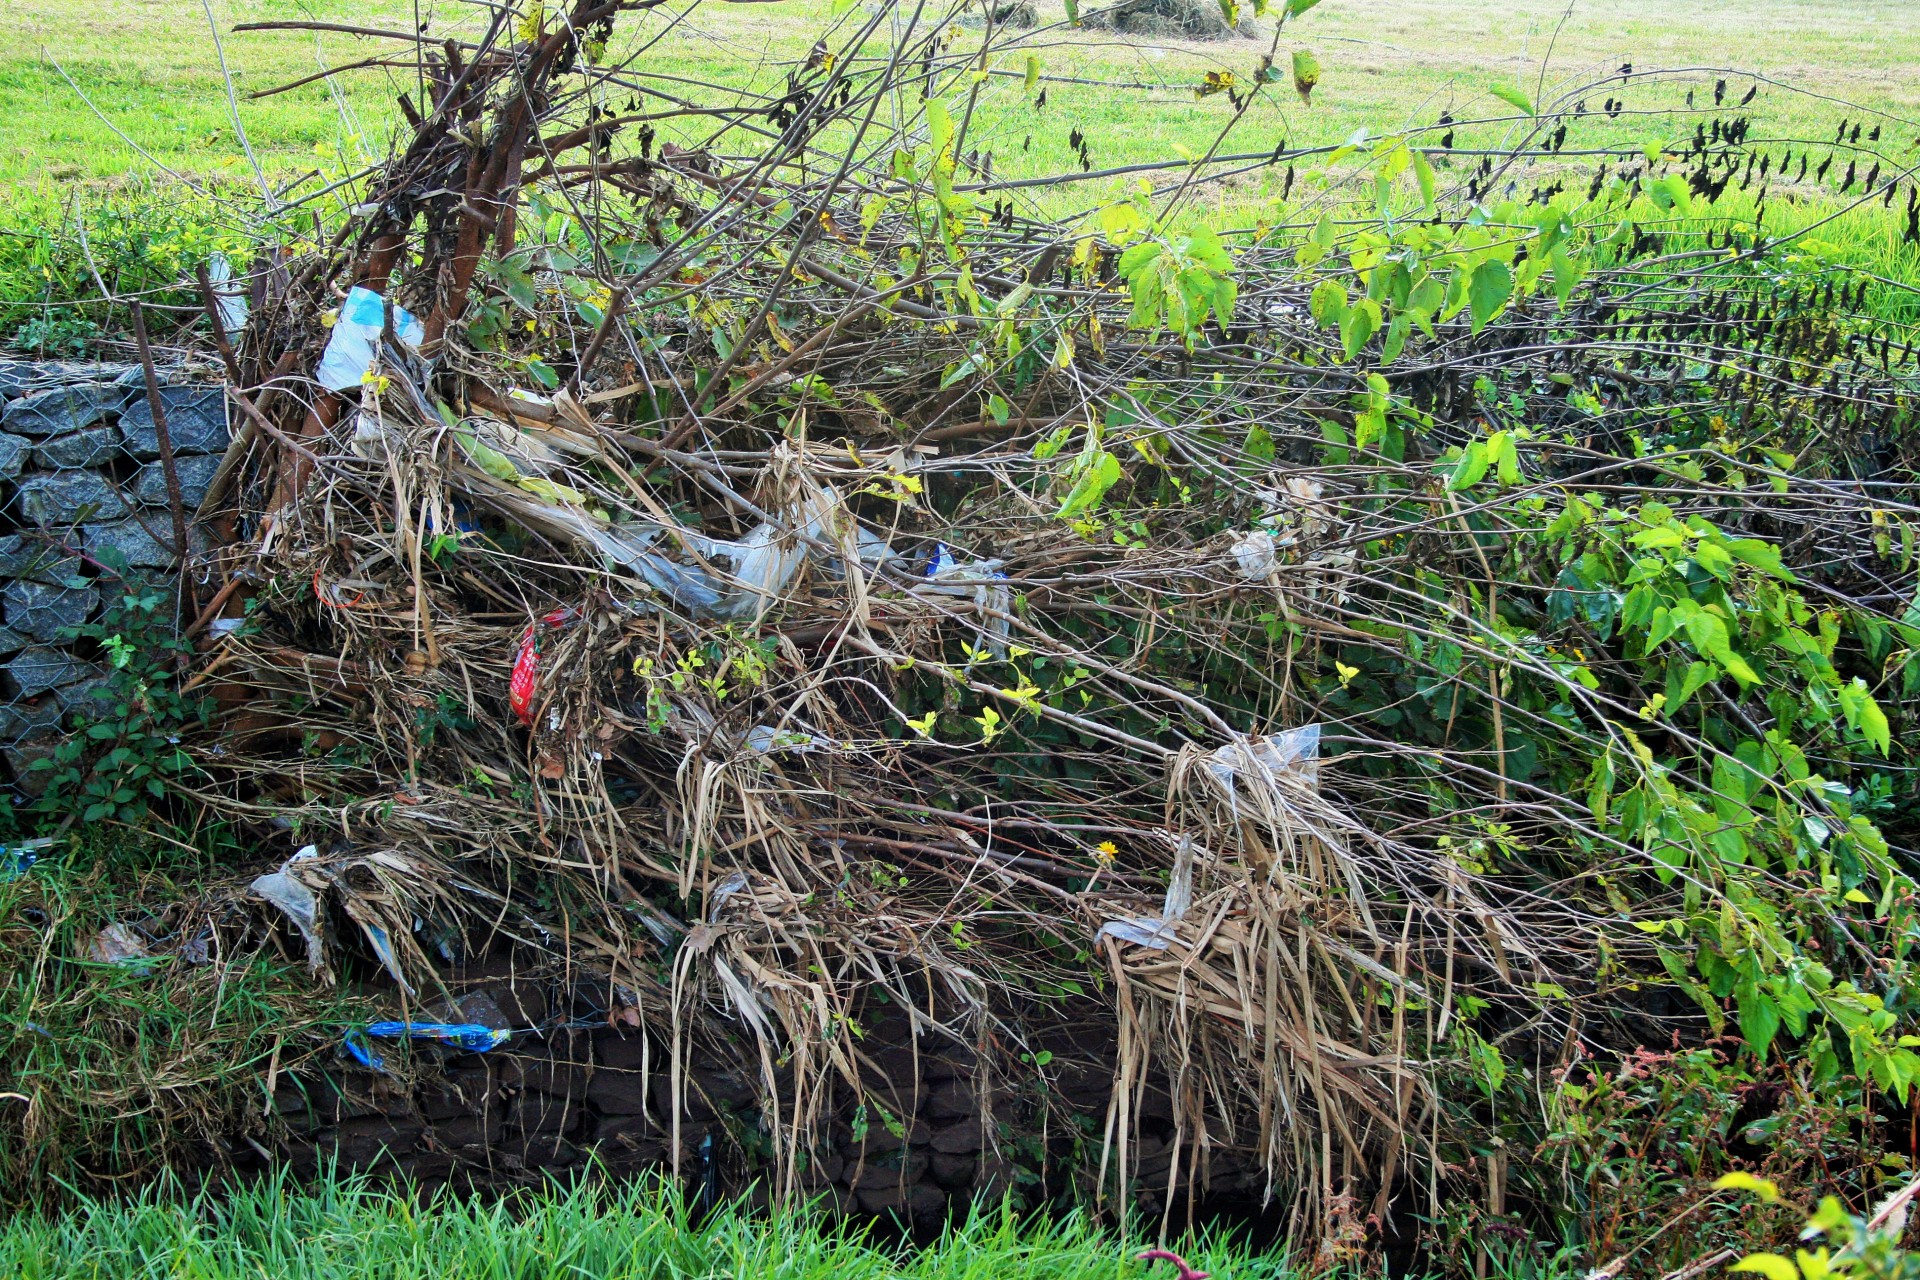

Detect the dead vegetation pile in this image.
[13,0,1920,1260]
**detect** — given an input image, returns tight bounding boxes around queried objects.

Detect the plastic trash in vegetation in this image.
[1095,834,1200,951]
[206,252,249,340]
[916,543,1012,657]
[509,607,579,725]
[0,838,52,880]
[343,1020,513,1071]
[250,845,326,973]
[315,287,426,392]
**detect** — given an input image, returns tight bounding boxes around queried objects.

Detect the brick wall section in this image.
[0,359,225,791]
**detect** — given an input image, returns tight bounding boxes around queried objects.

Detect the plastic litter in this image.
[315,286,425,392]
[744,724,833,754]
[916,543,1012,656]
[206,252,249,340]
[343,1020,513,1071]
[509,607,578,725]
[0,838,52,880]
[1095,835,1198,952]
[1205,724,1322,798]
[250,845,325,974]
[88,922,157,971]
[1231,529,1277,580]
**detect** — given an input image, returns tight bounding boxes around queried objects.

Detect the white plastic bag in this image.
[315,286,425,392]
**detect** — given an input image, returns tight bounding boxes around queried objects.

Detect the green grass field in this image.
[0,0,1914,215]
[0,1171,1309,1280]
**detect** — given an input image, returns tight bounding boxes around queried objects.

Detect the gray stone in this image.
[3,579,96,643]
[4,646,95,698]
[85,516,201,569]
[0,362,39,399]
[0,626,28,656]
[2,384,127,437]
[0,534,81,584]
[3,731,62,795]
[133,453,222,508]
[33,425,122,470]
[0,433,26,477]
[0,697,62,741]
[118,387,229,458]
[55,674,116,716]
[15,470,127,525]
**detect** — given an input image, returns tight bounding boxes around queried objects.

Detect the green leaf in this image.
[1447,442,1490,492]
[1308,278,1348,327]
[1411,148,1436,208]
[1291,50,1321,104]
[1024,54,1040,94]
[1285,0,1322,13]
[1714,1173,1781,1203]
[1489,84,1535,116]
[1731,1255,1799,1280]
[1063,0,1080,26]
[1467,260,1513,334]
[1739,991,1782,1061]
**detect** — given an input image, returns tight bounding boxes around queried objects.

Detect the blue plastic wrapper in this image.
[343,1021,512,1071]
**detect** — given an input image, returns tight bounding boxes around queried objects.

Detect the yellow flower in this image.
[1094,841,1118,863]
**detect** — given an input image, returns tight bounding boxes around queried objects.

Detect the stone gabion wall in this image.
[0,359,226,793]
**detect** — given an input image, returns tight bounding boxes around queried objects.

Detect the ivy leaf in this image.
[1467,260,1513,334]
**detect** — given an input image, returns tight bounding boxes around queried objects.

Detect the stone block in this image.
[929,1117,983,1154]
[0,697,61,741]
[17,471,127,525]
[924,1078,975,1119]
[0,534,80,584]
[2,384,127,436]
[927,1151,977,1188]
[847,1149,927,1189]
[0,626,28,657]
[33,425,122,470]
[84,516,200,568]
[4,646,97,698]
[119,387,229,458]
[3,579,96,643]
[132,453,223,508]
[586,1069,651,1116]
[55,674,116,717]
[2,731,61,795]
[0,434,27,478]
[0,362,39,399]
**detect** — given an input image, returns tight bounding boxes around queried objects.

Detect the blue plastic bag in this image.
[343,1020,511,1071]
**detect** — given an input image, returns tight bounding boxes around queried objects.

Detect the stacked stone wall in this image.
[0,360,225,791]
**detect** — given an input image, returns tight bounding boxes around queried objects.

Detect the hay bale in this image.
[957,1,1037,28]
[1087,0,1247,39]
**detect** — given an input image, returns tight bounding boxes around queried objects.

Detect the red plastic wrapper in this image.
[509,608,576,726]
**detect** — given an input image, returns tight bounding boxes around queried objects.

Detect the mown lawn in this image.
[0,0,1913,216]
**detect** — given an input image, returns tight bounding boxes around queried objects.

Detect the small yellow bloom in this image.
[1094,841,1118,862]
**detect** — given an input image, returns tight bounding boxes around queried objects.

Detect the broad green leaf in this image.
[1412,148,1436,208]
[1447,442,1490,492]
[1467,259,1513,334]
[1024,54,1040,94]
[1309,278,1348,326]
